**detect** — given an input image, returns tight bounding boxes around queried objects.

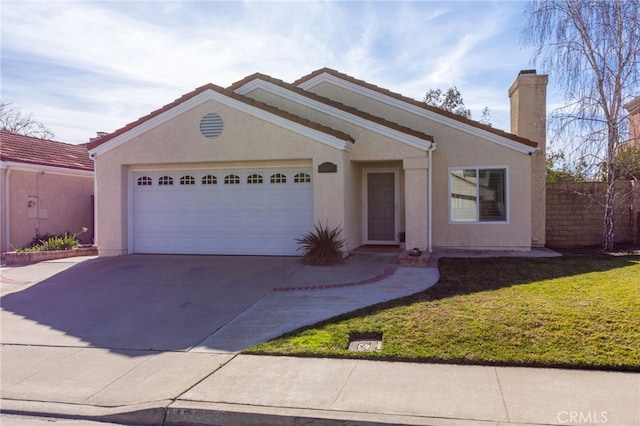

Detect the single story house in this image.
[0,131,95,253]
[88,68,548,257]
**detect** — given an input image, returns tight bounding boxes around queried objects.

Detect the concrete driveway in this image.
[1,254,438,354]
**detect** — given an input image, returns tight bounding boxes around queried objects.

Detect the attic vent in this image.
[200,113,224,138]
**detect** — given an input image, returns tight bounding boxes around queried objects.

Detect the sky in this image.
[1,0,555,145]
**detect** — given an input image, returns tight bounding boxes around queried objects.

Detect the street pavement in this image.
[1,252,638,425]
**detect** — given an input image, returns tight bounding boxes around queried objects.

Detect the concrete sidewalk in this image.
[2,250,638,425]
[2,351,638,425]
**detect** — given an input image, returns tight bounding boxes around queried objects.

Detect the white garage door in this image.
[131,168,313,255]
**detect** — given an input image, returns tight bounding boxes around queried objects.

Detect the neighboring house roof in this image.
[0,130,94,171]
[229,73,435,144]
[87,83,354,152]
[624,96,640,147]
[294,67,538,150]
[624,96,640,115]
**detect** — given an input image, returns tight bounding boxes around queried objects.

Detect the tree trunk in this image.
[602,124,619,252]
[602,181,615,252]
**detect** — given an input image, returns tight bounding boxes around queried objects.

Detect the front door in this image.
[366,171,396,243]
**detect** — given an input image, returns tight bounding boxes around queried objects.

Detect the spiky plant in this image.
[297,222,345,266]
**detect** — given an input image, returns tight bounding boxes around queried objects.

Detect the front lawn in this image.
[247,256,640,370]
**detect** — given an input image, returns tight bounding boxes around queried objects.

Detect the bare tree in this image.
[523,0,640,251]
[479,106,492,127]
[0,102,55,139]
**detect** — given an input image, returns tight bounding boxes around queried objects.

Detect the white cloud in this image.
[1,0,540,143]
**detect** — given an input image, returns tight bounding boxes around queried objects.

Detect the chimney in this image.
[89,131,109,143]
[508,70,548,248]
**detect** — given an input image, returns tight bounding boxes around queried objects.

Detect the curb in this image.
[1,398,545,426]
[0,399,169,425]
[165,400,531,426]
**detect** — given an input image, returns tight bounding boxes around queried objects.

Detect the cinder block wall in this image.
[546,181,639,248]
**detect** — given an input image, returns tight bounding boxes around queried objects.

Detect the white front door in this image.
[130,167,313,255]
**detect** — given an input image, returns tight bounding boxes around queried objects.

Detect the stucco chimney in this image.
[508,69,548,248]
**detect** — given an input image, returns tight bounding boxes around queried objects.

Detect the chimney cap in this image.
[519,69,537,75]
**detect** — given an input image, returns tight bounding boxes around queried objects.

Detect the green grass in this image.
[246,256,640,370]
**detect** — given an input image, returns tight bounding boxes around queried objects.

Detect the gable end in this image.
[231,74,435,152]
[88,84,354,157]
[295,68,538,155]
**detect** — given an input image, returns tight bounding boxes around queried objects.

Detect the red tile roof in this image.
[229,73,434,143]
[294,68,538,149]
[0,131,93,171]
[87,83,354,151]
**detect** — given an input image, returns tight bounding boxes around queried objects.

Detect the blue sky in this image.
[1,0,554,144]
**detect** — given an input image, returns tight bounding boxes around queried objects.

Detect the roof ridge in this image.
[230,73,434,143]
[294,68,538,149]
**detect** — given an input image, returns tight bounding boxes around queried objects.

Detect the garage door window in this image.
[270,173,287,184]
[224,174,240,184]
[159,176,174,186]
[180,175,195,185]
[137,176,152,186]
[247,174,263,184]
[202,175,217,185]
[294,172,311,183]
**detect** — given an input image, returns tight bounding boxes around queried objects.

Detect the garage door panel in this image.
[131,168,313,255]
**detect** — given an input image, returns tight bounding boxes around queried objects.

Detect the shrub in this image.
[41,233,79,251]
[17,233,79,252]
[23,233,58,249]
[297,222,345,266]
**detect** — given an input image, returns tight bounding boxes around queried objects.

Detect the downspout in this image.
[4,166,12,252]
[91,154,98,250]
[428,143,436,253]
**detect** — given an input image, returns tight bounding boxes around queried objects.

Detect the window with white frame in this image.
[270,173,287,184]
[158,176,174,186]
[224,174,240,184]
[180,175,195,185]
[202,175,217,185]
[293,172,311,183]
[137,176,152,186]
[450,168,507,222]
[247,173,263,184]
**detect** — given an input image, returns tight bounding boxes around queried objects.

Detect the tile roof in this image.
[0,130,94,171]
[87,83,354,151]
[229,73,434,143]
[294,67,538,149]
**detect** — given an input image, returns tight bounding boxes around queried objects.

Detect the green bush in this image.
[23,233,58,249]
[41,233,79,251]
[297,223,345,266]
[17,233,79,252]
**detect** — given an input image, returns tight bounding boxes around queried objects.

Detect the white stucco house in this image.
[87,68,548,257]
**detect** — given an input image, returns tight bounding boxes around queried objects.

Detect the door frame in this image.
[362,168,399,245]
